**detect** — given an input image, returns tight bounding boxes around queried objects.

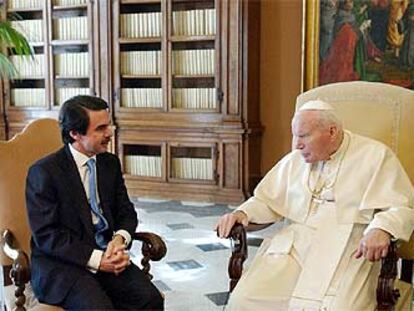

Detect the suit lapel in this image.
[59,146,94,237]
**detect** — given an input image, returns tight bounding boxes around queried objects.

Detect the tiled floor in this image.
[1,198,412,310]
[129,198,277,311]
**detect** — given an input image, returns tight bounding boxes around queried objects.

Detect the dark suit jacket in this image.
[26,145,137,304]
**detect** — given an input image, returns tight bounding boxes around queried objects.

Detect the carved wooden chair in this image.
[228,81,414,311]
[0,118,167,311]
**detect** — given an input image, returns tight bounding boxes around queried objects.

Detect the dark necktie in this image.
[86,158,109,249]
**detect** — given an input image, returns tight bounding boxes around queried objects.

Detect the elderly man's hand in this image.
[215,211,249,238]
[355,228,392,262]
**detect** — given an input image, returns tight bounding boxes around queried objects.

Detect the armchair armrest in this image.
[228,224,247,292]
[2,229,31,310]
[376,241,401,311]
[227,222,273,292]
[132,232,167,280]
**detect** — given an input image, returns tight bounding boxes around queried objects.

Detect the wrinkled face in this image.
[291,111,336,163]
[71,109,113,157]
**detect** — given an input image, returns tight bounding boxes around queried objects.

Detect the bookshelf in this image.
[0,0,261,204]
[1,0,97,138]
[2,0,48,139]
[112,0,261,203]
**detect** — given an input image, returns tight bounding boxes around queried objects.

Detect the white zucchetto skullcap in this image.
[298,99,335,111]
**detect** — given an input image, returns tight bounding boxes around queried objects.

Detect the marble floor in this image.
[130,198,277,311]
[4,197,409,310]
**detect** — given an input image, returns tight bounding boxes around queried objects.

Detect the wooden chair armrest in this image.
[227,222,273,292]
[132,232,167,280]
[376,241,400,311]
[228,224,247,292]
[2,229,31,310]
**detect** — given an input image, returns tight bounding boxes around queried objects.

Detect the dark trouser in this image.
[61,263,164,310]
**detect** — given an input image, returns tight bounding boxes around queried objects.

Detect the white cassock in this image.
[228,131,414,311]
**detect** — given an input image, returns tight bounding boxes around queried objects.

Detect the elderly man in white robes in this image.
[216,100,414,311]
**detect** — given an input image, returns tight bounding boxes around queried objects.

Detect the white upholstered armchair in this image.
[228,81,414,311]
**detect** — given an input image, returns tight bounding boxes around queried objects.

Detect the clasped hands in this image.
[99,235,131,275]
[215,211,392,262]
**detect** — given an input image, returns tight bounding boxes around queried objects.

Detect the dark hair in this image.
[59,95,109,144]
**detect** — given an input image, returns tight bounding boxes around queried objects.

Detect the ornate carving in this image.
[376,241,400,311]
[228,224,247,292]
[2,230,30,311]
[133,232,167,280]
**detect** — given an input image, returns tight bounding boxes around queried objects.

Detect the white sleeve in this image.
[86,249,104,273]
[364,206,414,241]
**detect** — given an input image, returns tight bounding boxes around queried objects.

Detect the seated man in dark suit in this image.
[26,95,164,310]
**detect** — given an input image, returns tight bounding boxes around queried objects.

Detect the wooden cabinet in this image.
[111,0,261,204]
[1,0,261,204]
[1,0,98,138]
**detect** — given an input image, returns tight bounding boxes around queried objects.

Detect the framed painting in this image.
[302,0,414,91]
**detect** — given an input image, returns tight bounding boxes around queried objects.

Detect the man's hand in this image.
[215,211,249,238]
[99,235,130,275]
[106,234,125,258]
[355,228,392,262]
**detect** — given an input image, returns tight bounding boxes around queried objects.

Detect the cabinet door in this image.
[169,0,220,113]
[122,142,165,180]
[5,1,48,110]
[112,0,221,117]
[168,142,218,184]
[113,0,165,112]
[2,0,99,138]
[49,0,95,107]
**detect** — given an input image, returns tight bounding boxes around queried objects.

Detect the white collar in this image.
[69,143,96,169]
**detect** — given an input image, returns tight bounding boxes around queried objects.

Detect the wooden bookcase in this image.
[111,0,261,203]
[1,0,261,204]
[1,0,98,138]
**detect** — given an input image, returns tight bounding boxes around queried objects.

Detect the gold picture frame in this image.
[302,0,320,91]
[302,0,414,92]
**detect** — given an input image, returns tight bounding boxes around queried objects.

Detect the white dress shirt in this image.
[69,144,131,271]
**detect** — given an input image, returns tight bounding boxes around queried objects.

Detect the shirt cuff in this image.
[87,249,104,273]
[115,229,132,246]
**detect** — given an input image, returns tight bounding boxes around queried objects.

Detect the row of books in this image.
[124,155,162,177]
[120,51,162,75]
[7,0,43,9]
[11,20,43,43]
[55,87,89,105]
[53,0,87,5]
[121,88,162,108]
[172,49,215,75]
[173,88,216,109]
[54,16,88,41]
[11,89,45,107]
[120,13,162,38]
[173,9,216,36]
[10,54,45,78]
[55,52,89,77]
[171,158,213,180]
[7,0,86,9]
[124,155,213,180]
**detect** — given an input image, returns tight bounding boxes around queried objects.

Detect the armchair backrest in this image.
[0,118,62,265]
[296,81,414,183]
[296,81,414,258]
